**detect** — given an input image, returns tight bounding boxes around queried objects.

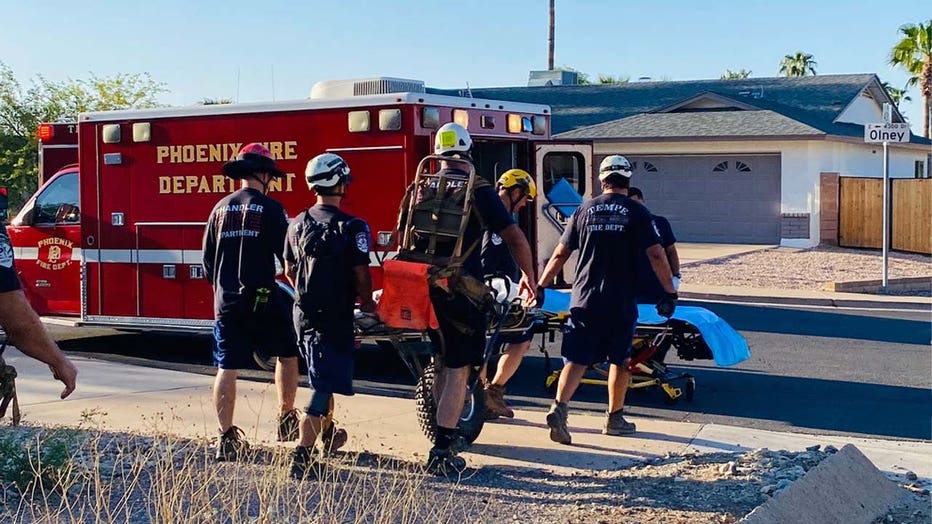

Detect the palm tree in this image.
[889,21,932,138]
[721,69,752,80]
[779,52,817,77]
[882,81,912,108]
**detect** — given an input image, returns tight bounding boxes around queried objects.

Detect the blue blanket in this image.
[540,290,750,367]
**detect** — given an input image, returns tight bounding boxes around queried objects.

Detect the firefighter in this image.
[537,154,677,445]
[421,123,538,476]
[0,230,77,425]
[202,143,301,461]
[481,169,538,419]
[283,153,375,479]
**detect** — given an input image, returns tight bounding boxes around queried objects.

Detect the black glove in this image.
[535,285,546,308]
[656,292,678,318]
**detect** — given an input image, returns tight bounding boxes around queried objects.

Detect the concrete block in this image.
[741,444,907,524]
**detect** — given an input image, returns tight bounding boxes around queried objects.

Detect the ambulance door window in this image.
[33,172,80,225]
[541,152,586,198]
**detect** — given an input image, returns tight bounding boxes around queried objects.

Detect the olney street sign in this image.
[864,123,911,143]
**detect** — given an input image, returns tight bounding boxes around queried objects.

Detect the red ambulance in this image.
[7,78,592,331]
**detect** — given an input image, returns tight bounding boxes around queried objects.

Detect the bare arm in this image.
[352,266,375,313]
[0,290,77,399]
[285,261,297,287]
[647,244,676,294]
[665,244,680,276]
[538,243,573,287]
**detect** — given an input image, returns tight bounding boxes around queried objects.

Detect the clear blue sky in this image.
[2,0,928,132]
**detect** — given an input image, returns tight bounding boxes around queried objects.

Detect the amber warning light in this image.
[37,124,54,141]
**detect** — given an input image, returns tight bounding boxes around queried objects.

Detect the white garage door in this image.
[622,154,781,244]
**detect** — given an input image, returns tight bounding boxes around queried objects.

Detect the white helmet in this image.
[434,122,472,156]
[598,155,633,181]
[305,153,351,189]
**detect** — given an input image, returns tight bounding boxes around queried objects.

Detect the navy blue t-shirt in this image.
[202,188,288,318]
[561,193,660,321]
[481,229,520,281]
[0,231,21,293]
[636,214,676,303]
[283,204,371,330]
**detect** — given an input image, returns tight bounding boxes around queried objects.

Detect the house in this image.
[432,74,931,246]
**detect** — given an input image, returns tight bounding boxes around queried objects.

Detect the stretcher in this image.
[536,289,750,403]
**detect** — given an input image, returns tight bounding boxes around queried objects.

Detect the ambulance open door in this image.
[533,142,592,286]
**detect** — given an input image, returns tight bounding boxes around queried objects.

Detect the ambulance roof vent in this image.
[310,77,426,99]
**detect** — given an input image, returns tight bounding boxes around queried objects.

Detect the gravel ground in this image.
[1,428,928,523]
[681,245,931,296]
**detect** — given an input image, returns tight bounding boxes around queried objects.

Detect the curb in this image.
[679,291,931,311]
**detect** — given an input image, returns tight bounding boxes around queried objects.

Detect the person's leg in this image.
[491,340,531,386]
[547,311,600,445]
[276,356,299,414]
[607,361,632,413]
[436,365,469,429]
[214,368,238,433]
[555,362,588,405]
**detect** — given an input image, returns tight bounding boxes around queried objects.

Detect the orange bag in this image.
[377,259,439,330]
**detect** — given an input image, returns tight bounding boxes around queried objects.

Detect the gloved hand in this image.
[656,292,678,318]
[536,285,547,308]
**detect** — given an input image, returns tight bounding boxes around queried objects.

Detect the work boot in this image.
[546,402,572,445]
[425,447,467,478]
[483,384,514,420]
[318,421,348,455]
[602,409,637,436]
[277,409,300,442]
[290,445,323,480]
[215,426,249,462]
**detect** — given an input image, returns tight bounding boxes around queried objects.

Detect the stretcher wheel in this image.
[414,363,486,446]
[685,376,696,401]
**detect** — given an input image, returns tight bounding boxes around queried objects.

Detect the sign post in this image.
[863,107,910,292]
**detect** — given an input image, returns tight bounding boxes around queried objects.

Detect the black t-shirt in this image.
[636,214,676,303]
[411,168,514,278]
[0,231,21,293]
[481,229,520,282]
[284,204,371,329]
[561,193,660,321]
[202,188,288,318]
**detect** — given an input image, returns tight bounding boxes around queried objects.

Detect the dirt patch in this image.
[682,246,931,296]
[1,427,927,523]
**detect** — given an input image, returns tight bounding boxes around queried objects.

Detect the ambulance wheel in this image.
[414,363,486,447]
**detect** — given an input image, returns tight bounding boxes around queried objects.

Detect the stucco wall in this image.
[836,94,884,125]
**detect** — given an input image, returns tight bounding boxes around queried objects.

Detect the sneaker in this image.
[602,410,636,436]
[318,421,348,455]
[483,384,514,420]
[545,402,572,445]
[290,445,323,480]
[277,409,300,442]
[425,447,467,478]
[215,426,249,462]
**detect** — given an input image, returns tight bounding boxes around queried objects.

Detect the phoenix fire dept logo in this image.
[37,237,74,270]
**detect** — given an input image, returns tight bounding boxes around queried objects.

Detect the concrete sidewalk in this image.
[6,349,930,482]
[678,282,931,310]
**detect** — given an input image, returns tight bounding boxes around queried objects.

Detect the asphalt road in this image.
[47,300,931,441]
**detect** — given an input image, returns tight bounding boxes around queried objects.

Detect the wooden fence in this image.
[838,177,931,254]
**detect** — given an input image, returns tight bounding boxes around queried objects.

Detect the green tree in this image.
[882,81,912,108]
[889,20,932,138]
[596,74,630,85]
[779,52,818,77]
[0,62,166,210]
[721,69,752,80]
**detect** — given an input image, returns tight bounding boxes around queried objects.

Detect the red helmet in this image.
[222,143,285,179]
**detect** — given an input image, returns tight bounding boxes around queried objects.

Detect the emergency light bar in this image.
[37,123,54,141]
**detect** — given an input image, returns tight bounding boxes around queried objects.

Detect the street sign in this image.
[864,123,910,143]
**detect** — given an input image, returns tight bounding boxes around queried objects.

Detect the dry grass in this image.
[0,424,486,524]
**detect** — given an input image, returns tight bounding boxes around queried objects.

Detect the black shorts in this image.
[429,288,488,369]
[212,308,299,370]
[560,309,635,367]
